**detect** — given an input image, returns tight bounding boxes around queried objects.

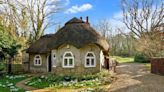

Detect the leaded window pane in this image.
[38,60,40,64]
[69,59,73,65]
[86,59,90,65]
[91,59,94,65]
[35,60,37,64]
[64,59,67,66]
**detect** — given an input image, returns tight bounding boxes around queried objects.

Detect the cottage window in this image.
[85,52,96,67]
[34,55,42,66]
[63,51,74,68]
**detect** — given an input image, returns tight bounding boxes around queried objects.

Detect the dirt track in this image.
[109,63,164,92]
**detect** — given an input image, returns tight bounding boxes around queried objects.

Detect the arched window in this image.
[85,52,96,67]
[63,51,74,68]
[34,55,42,66]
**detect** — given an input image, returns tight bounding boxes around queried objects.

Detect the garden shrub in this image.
[41,74,65,82]
[77,75,98,81]
[0,63,5,75]
[0,64,4,71]
[97,69,110,78]
[134,54,150,63]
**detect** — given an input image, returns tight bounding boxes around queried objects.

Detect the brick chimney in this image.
[80,17,82,21]
[86,16,89,24]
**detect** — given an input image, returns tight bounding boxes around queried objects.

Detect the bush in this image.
[0,63,5,72]
[134,54,150,63]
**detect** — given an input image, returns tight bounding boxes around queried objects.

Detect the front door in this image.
[48,55,52,72]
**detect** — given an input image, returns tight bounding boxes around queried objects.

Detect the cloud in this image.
[65,0,70,5]
[65,3,93,14]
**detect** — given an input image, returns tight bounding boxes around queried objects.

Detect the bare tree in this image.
[121,0,164,38]
[0,0,63,45]
[95,19,113,39]
[95,19,136,56]
[121,0,164,57]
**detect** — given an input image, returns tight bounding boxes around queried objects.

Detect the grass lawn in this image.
[112,56,151,68]
[0,74,28,92]
[111,56,134,63]
[144,63,151,69]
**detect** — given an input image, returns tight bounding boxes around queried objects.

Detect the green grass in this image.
[112,56,151,69]
[0,75,28,92]
[111,56,134,63]
[144,63,151,68]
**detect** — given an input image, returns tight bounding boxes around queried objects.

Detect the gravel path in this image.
[16,77,38,91]
[109,63,164,92]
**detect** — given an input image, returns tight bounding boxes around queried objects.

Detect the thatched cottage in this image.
[26,17,109,75]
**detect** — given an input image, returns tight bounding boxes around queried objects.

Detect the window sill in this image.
[85,66,96,68]
[62,66,74,68]
[34,64,42,66]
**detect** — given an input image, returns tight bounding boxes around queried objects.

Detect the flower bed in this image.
[0,75,28,92]
[26,70,116,89]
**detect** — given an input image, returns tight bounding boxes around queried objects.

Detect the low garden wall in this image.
[151,57,164,75]
[23,62,30,73]
[5,64,24,73]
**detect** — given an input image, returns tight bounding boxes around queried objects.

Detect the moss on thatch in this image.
[27,17,109,53]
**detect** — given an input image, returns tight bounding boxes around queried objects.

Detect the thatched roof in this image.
[27,17,109,53]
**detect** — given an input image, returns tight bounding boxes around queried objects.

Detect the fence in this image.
[4,64,24,74]
[151,57,164,75]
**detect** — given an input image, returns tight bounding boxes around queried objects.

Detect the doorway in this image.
[48,55,52,72]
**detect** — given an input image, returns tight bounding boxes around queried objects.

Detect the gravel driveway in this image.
[109,63,164,92]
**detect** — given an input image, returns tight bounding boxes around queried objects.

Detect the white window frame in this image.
[62,51,74,68]
[85,52,96,67]
[52,53,56,67]
[34,55,42,66]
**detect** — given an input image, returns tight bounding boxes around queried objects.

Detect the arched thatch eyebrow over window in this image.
[34,55,42,66]
[63,51,74,68]
[85,52,96,67]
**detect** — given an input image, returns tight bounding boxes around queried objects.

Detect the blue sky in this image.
[46,0,122,34]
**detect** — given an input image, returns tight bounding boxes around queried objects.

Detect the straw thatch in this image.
[27,17,109,53]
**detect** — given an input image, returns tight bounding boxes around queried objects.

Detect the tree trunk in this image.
[8,58,12,74]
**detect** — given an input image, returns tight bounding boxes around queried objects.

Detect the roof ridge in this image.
[65,17,85,25]
[41,34,54,38]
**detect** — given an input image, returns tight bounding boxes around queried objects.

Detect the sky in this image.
[46,0,123,34]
